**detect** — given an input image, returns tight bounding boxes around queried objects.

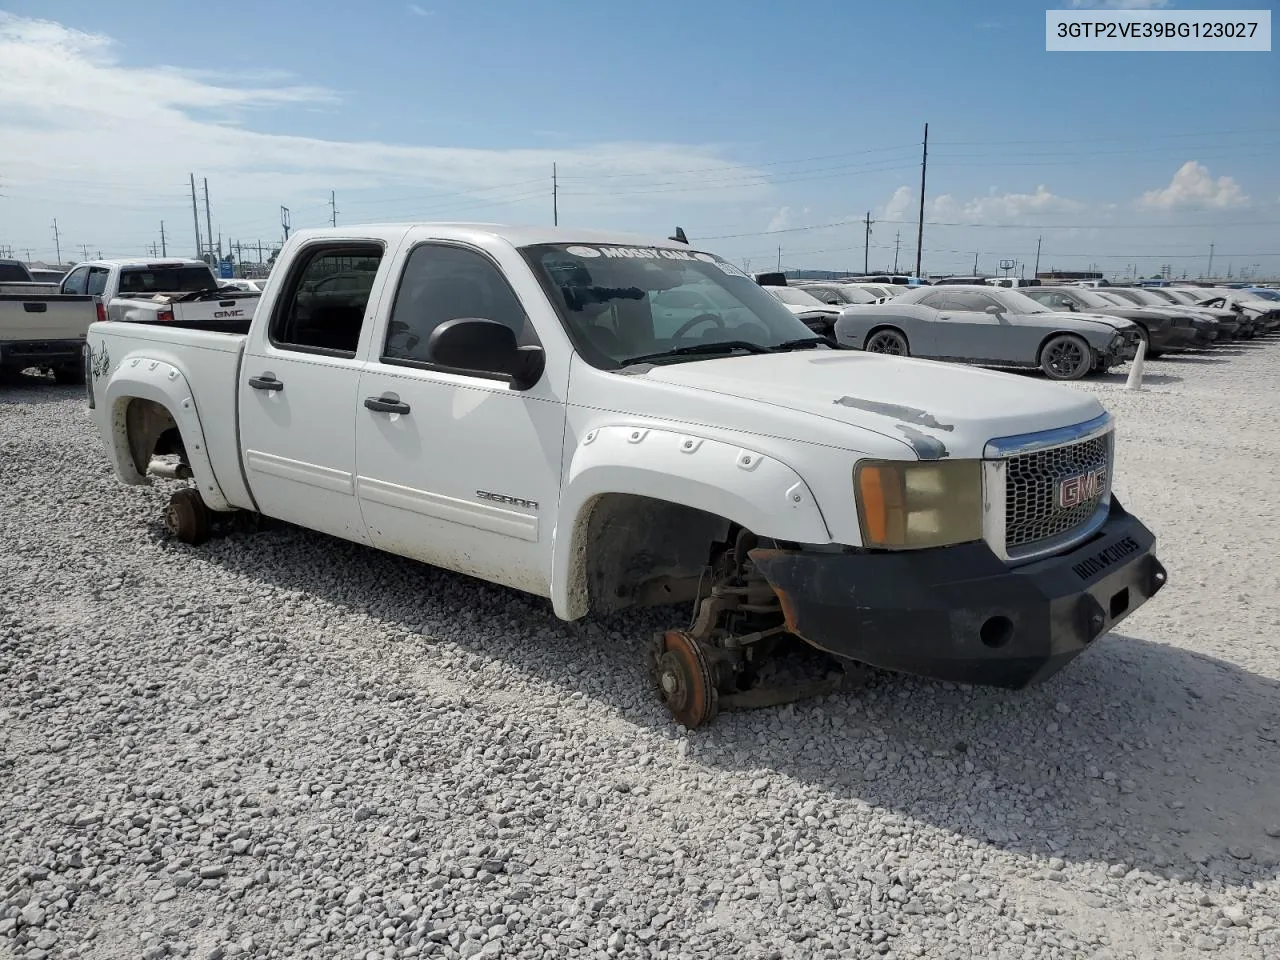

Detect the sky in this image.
[0,0,1276,279]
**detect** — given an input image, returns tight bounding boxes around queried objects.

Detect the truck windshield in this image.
[520,243,821,368]
[118,265,217,295]
[0,262,32,282]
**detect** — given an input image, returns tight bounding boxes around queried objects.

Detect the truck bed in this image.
[88,319,254,509]
[106,315,254,335]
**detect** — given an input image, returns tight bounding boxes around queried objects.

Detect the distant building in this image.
[1036,270,1103,282]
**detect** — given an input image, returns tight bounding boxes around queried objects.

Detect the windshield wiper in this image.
[771,336,834,351]
[618,340,772,366]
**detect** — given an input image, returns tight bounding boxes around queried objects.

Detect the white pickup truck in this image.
[59,257,260,327]
[84,223,1168,726]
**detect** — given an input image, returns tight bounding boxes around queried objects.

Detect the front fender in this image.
[550,424,832,619]
[100,355,232,511]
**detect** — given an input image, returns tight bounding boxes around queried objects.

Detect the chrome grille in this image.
[1005,434,1111,550]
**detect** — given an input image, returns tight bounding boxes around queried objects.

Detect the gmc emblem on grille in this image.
[1057,466,1107,509]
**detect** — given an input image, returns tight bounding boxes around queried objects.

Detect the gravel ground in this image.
[2,341,1278,960]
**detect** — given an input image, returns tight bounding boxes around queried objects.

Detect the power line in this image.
[555,143,920,181]
[696,215,1280,241]
[932,127,1280,146]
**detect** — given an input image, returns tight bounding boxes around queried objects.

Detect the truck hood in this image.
[642,350,1105,460]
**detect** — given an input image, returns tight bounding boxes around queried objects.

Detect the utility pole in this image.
[1207,241,1215,278]
[972,251,979,275]
[776,245,782,272]
[1034,236,1042,276]
[280,206,291,241]
[257,240,264,264]
[863,211,874,274]
[149,241,158,256]
[80,243,90,260]
[329,190,337,227]
[160,221,167,257]
[189,174,203,258]
[914,122,928,278]
[51,219,61,263]
[552,163,558,227]
[893,230,901,273]
[202,178,214,264]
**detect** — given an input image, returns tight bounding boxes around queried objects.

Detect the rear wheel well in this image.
[123,398,185,475]
[566,493,736,618]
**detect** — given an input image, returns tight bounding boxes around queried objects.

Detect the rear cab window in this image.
[118,265,218,295]
[268,244,384,357]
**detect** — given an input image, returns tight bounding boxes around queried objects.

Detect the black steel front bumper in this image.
[750,499,1167,690]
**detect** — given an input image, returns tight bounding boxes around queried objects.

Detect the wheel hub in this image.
[651,630,717,728]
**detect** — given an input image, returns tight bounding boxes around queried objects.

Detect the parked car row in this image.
[757,276,1279,381]
[1,257,262,382]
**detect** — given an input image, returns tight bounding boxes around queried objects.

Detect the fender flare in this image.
[550,425,832,619]
[101,356,232,511]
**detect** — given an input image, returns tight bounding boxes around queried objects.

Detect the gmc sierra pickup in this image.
[83,223,1168,727]
[60,257,260,327]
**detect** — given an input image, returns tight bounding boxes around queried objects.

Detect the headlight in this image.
[854,460,983,549]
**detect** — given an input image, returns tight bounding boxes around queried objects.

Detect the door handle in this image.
[248,375,283,391]
[364,396,411,415]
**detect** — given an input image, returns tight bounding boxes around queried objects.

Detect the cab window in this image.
[269,244,383,356]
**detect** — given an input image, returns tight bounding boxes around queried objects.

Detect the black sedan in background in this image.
[1102,286,1239,340]
[1023,286,1199,356]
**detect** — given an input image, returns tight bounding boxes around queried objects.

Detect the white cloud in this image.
[882,186,915,222]
[1137,161,1248,211]
[951,185,1083,221]
[1068,0,1171,9]
[0,14,771,255]
[407,3,433,16]
[765,207,792,232]
[879,184,1080,226]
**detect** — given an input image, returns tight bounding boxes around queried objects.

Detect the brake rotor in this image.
[653,630,718,729]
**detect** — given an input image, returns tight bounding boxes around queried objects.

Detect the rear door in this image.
[354,240,566,596]
[237,241,388,545]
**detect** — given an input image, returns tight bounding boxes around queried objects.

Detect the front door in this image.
[927,290,1011,362]
[354,241,565,596]
[238,242,386,545]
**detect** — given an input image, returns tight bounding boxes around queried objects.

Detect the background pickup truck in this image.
[0,258,62,297]
[59,257,261,327]
[0,289,95,382]
[85,223,1168,727]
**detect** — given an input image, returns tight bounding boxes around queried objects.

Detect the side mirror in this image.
[984,305,1004,316]
[426,317,545,390]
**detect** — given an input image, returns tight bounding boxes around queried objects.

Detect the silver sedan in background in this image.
[833,285,1141,380]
